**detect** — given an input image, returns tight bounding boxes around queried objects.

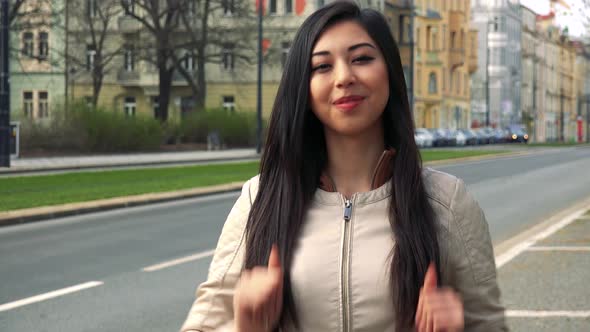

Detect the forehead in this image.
[312,20,375,52]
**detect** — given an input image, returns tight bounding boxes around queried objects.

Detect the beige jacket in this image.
[181,155,507,332]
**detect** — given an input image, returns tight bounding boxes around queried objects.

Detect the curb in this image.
[0,182,245,227]
[0,150,542,227]
[0,156,260,176]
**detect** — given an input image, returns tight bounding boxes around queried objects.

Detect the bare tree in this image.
[66,0,124,107]
[175,0,257,110]
[122,0,256,121]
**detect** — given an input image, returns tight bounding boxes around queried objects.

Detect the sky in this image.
[519,0,589,38]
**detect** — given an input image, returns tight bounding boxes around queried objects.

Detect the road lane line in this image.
[142,249,215,272]
[495,208,588,268]
[0,281,103,312]
[506,310,590,318]
[527,246,590,251]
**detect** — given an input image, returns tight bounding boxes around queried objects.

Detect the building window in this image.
[428,73,437,94]
[152,96,159,118]
[222,95,235,111]
[281,41,290,68]
[223,0,234,15]
[22,32,34,57]
[124,46,135,71]
[123,0,135,15]
[182,51,195,71]
[442,25,446,50]
[181,97,195,116]
[270,0,277,14]
[124,97,136,116]
[38,91,49,118]
[451,31,456,49]
[443,68,446,92]
[417,69,421,94]
[87,44,96,70]
[23,92,34,118]
[38,32,49,60]
[87,0,98,18]
[285,0,293,14]
[222,43,235,71]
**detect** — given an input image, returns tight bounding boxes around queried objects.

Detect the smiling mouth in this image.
[333,97,365,112]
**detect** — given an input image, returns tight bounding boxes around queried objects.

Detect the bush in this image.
[179,109,263,147]
[20,100,163,154]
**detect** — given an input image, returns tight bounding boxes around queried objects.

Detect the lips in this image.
[333,95,365,112]
[333,95,365,105]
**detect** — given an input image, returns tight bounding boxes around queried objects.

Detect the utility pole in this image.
[485,17,497,127]
[409,0,415,114]
[0,0,10,167]
[560,88,565,142]
[256,0,263,154]
[532,44,537,142]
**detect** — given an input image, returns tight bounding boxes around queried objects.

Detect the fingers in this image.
[423,262,438,291]
[415,286,464,332]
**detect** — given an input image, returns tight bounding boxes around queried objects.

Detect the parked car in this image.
[450,129,466,146]
[492,128,507,144]
[441,129,457,146]
[507,125,529,143]
[459,128,478,145]
[429,128,447,147]
[473,128,489,144]
[415,128,434,148]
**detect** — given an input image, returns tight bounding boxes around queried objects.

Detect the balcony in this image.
[117,70,140,86]
[118,16,141,33]
[425,51,442,66]
[449,48,465,68]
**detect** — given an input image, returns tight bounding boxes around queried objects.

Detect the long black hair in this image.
[244,1,441,330]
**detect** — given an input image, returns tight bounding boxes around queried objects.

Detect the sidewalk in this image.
[0,148,259,174]
[496,204,590,331]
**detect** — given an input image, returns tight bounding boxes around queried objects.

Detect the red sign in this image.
[296,0,306,15]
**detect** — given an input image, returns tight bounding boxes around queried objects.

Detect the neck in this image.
[324,125,385,199]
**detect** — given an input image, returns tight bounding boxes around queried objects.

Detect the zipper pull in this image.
[343,199,352,221]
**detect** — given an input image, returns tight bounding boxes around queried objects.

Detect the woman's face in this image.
[309,20,389,137]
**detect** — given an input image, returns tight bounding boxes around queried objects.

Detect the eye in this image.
[353,55,375,63]
[311,63,331,72]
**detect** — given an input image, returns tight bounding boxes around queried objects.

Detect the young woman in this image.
[181,2,507,331]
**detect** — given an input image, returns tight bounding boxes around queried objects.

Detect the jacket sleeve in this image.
[447,178,508,331]
[180,176,258,332]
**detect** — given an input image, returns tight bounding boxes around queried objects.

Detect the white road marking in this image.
[142,249,215,272]
[506,310,590,318]
[0,281,103,312]
[527,246,590,251]
[495,208,587,268]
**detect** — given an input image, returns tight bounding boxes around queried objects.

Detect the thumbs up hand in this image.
[233,245,284,332]
[415,263,464,332]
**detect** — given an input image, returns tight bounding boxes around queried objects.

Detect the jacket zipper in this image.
[341,197,353,332]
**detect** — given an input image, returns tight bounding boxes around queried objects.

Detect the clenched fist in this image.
[234,245,283,332]
[415,263,464,332]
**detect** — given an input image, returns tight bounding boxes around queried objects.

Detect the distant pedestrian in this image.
[181,2,506,331]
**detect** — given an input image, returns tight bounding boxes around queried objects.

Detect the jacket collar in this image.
[318,148,396,193]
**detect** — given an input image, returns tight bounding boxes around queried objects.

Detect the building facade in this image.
[9,0,66,122]
[470,0,521,129]
[387,0,478,129]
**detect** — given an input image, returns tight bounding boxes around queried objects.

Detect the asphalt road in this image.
[1,147,589,331]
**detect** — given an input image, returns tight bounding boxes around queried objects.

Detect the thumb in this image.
[423,262,438,291]
[268,244,281,270]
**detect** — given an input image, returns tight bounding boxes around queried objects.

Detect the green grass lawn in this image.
[0,149,508,212]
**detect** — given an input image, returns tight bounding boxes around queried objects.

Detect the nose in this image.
[335,62,356,88]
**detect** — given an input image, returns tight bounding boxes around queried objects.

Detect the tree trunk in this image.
[158,64,172,121]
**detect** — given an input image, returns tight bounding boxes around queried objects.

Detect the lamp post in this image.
[0,0,10,167]
[256,0,263,154]
[485,17,498,127]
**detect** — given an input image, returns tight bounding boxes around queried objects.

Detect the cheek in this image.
[309,78,330,110]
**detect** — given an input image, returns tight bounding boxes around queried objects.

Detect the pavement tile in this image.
[536,216,590,246]
[507,317,590,331]
[498,251,590,311]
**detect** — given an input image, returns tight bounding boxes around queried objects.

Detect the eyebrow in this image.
[311,42,376,57]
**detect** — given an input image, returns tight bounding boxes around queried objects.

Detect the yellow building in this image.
[388,0,477,129]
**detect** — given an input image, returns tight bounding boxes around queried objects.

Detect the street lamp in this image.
[485,16,498,127]
[0,0,10,167]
